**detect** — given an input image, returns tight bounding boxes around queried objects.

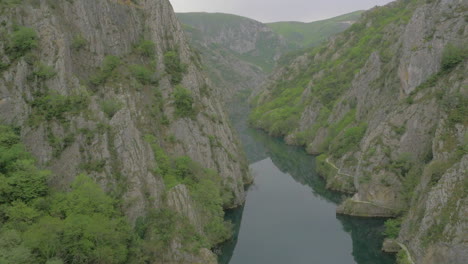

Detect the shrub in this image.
[383,218,402,239]
[71,34,87,50]
[135,40,155,58]
[426,160,451,185]
[102,55,121,73]
[129,64,156,85]
[164,50,187,85]
[315,154,337,181]
[30,90,89,123]
[89,55,121,86]
[32,62,56,80]
[329,123,367,157]
[396,250,412,264]
[446,95,468,126]
[0,61,9,71]
[390,152,414,178]
[173,85,194,118]
[6,27,38,59]
[441,44,467,71]
[100,99,122,118]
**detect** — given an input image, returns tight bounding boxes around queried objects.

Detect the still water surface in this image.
[219,102,395,264]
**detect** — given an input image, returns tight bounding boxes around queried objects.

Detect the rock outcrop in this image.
[250,0,467,262]
[177,12,293,100]
[0,0,250,262]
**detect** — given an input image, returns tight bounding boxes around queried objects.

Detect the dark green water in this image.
[218,101,396,264]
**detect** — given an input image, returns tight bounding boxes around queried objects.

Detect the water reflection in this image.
[337,215,395,264]
[220,101,395,264]
[248,128,345,204]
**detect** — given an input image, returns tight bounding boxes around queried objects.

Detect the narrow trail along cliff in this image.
[0,0,466,263]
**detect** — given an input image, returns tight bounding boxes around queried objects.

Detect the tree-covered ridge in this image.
[0,126,232,263]
[267,10,364,48]
[250,0,421,137]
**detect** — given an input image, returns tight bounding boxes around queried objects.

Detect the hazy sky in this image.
[169,0,395,23]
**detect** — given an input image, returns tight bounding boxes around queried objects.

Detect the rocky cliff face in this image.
[0,0,250,262]
[251,0,467,263]
[177,12,293,100]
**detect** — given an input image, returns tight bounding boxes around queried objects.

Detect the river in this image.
[218,100,396,264]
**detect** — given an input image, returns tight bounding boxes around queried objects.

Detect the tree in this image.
[173,85,194,118]
[24,216,64,261]
[0,126,49,203]
[7,27,38,58]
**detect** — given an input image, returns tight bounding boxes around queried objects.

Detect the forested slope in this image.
[251,0,467,263]
[0,0,251,263]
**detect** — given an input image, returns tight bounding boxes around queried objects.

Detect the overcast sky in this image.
[169,0,395,23]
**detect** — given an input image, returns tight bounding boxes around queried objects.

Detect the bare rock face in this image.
[251,0,467,262]
[0,0,250,262]
[177,13,292,100]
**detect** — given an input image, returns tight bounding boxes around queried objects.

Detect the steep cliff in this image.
[0,0,250,262]
[178,12,362,101]
[250,0,467,263]
[176,12,292,100]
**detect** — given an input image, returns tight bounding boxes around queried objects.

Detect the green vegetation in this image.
[383,218,402,239]
[401,165,422,204]
[100,98,123,119]
[0,61,9,71]
[89,55,121,86]
[408,43,467,106]
[29,90,89,125]
[422,177,467,247]
[268,10,364,48]
[32,62,56,80]
[389,152,414,178]
[0,0,21,9]
[329,122,367,158]
[426,160,451,185]
[396,250,412,264]
[6,26,38,59]
[443,93,468,126]
[133,208,204,260]
[135,40,155,58]
[146,135,232,246]
[164,50,187,85]
[0,125,49,203]
[249,84,304,136]
[173,85,195,118]
[0,126,131,264]
[47,132,75,158]
[79,160,106,173]
[129,64,157,85]
[441,43,467,71]
[0,126,233,263]
[71,34,87,50]
[316,154,337,181]
[251,0,420,156]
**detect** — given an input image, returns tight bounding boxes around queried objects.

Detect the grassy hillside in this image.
[268,10,364,48]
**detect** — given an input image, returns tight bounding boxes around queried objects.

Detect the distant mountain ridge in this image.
[177,11,361,100]
[267,10,364,48]
[178,12,292,72]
